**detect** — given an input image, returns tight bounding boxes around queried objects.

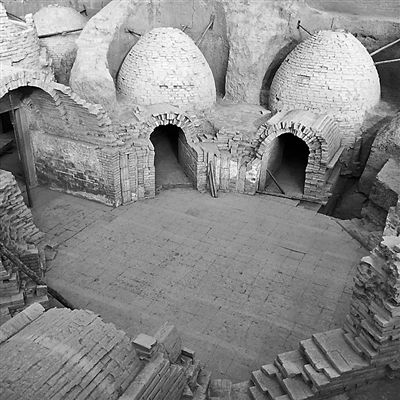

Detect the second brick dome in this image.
[117,27,216,111]
[269,30,381,133]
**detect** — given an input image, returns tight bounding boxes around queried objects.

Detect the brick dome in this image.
[33,5,87,36]
[116,27,216,111]
[33,6,87,85]
[269,30,380,134]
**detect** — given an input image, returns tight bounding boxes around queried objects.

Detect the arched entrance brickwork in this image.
[253,110,343,203]
[0,68,120,205]
[120,111,208,203]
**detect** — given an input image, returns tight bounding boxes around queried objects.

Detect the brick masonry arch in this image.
[142,111,198,143]
[128,111,208,200]
[0,68,115,144]
[253,110,342,202]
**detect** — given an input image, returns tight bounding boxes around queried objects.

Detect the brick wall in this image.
[0,169,44,283]
[0,170,43,256]
[0,68,121,206]
[269,30,381,144]
[0,5,46,72]
[117,27,216,112]
[178,133,198,187]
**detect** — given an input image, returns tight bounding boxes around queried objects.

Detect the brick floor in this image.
[31,187,366,382]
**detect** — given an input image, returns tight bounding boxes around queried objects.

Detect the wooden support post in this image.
[0,243,75,310]
[266,168,285,195]
[208,161,218,198]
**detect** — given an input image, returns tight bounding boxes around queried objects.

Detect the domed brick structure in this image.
[269,30,381,141]
[117,27,216,112]
[33,5,87,85]
[0,4,43,71]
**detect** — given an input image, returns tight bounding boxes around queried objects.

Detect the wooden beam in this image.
[266,168,285,195]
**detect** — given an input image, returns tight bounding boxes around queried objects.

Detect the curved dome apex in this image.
[269,30,380,132]
[116,27,216,111]
[33,5,87,36]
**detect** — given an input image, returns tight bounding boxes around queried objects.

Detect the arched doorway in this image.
[0,90,37,206]
[150,124,193,191]
[259,132,310,196]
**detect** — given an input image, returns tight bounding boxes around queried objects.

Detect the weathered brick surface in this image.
[269,30,380,144]
[117,27,216,112]
[0,4,49,72]
[0,67,121,205]
[251,110,343,203]
[0,308,143,400]
[33,5,87,85]
[0,170,43,255]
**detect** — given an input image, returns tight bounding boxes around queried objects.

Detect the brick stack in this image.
[245,200,400,400]
[128,322,212,400]
[344,212,400,369]
[269,30,381,145]
[248,327,385,400]
[0,169,44,255]
[120,352,186,400]
[0,254,49,326]
[0,307,207,400]
[116,27,216,112]
[0,307,144,400]
[0,169,49,324]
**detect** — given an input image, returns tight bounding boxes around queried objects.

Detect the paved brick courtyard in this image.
[31,187,366,382]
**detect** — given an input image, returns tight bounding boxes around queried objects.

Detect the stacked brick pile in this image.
[245,200,400,400]
[0,305,211,400]
[344,209,400,369]
[128,321,211,400]
[0,169,43,255]
[117,27,216,112]
[0,307,144,400]
[0,169,49,324]
[0,253,49,325]
[269,30,380,144]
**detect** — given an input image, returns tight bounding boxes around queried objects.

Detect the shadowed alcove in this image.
[150,124,193,191]
[259,132,310,196]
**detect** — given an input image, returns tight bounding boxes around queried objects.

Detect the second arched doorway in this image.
[259,132,310,196]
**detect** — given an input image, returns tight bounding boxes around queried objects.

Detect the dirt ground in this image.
[31,186,368,383]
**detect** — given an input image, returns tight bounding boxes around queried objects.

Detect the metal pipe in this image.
[370,37,400,57]
[196,14,215,46]
[374,58,400,66]
[297,20,312,36]
[38,27,83,39]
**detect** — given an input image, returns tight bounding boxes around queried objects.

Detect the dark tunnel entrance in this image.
[150,124,193,191]
[260,132,310,196]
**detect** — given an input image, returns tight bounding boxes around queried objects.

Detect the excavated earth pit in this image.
[32,186,366,382]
